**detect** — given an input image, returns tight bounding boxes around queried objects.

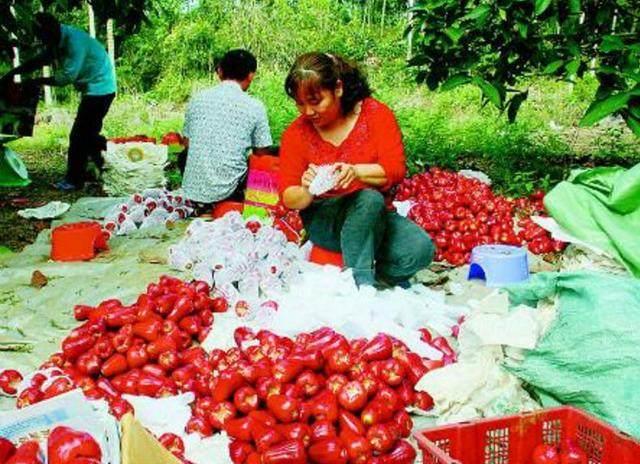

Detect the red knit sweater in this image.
[278,97,406,197]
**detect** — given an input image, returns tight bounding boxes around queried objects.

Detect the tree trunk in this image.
[88,1,96,38]
[407,0,415,60]
[381,0,387,33]
[107,18,116,93]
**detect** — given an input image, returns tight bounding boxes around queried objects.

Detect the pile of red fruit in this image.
[15,276,227,428]
[0,426,102,464]
[195,327,438,464]
[531,439,587,464]
[395,168,566,265]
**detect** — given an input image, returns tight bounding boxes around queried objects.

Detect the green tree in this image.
[407,0,640,134]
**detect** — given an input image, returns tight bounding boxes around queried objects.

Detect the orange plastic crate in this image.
[414,407,640,464]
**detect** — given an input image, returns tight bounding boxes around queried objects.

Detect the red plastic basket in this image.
[414,407,640,464]
[309,244,344,267]
[51,221,109,261]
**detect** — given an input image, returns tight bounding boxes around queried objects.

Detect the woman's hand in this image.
[333,163,358,189]
[301,163,318,188]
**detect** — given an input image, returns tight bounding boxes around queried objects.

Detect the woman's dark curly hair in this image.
[284,52,372,115]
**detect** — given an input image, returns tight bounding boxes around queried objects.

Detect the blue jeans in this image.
[301,189,434,286]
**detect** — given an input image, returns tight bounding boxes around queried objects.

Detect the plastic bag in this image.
[309,164,337,195]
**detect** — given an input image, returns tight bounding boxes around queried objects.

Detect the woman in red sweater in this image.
[279,52,434,287]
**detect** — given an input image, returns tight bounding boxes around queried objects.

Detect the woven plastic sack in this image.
[505,271,640,439]
[544,164,640,276]
[103,142,168,195]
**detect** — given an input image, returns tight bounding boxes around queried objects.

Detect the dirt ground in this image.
[0,145,103,251]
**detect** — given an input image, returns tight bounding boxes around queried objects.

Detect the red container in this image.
[309,244,344,267]
[212,201,244,219]
[414,407,640,464]
[51,221,109,261]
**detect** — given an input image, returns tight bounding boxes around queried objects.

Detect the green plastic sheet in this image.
[544,163,640,277]
[506,271,640,439]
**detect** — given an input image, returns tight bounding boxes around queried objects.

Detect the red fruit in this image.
[325,348,352,374]
[158,350,180,372]
[229,441,254,464]
[262,439,307,464]
[224,417,254,442]
[393,411,413,438]
[212,297,229,313]
[159,433,185,458]
[0,437,16,462]
[375,387,402,412]
[413,391,434,411]
[310,420,338,443]
[559,439,587,464]
[340,431,372,464]
[396,380,416,406]
[0,369,23,396]
[361,401,394,427]
[233,386,259,414]
[367,423,399,454]
[43,377,74,399]
[308,438,348,464]
[137,373,167,397]
[278,423,312,447]
[6,441,42,464]
[248,410,277,427]
[256,377,283,401]
[380,359,406,387]
[48,426,102,464]
[207,401,237,430]
[212,369,245,402]
[531,444,560,464]
[384,439,417,464]
[267,394,300,423]
[251,420,284,453]
[338,410,366,436]
[295,371,324,397]
[326,374,349,395]
[272,359,304,384]
[186,415,212,437]
[100,353,128,377]
[337,381,367,412]
[310,390,339,422]
[146,335,178,359]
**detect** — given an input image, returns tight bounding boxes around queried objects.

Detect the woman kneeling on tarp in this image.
[278,52,434,288]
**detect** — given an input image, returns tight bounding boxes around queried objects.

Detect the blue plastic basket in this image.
[468,244,529,287]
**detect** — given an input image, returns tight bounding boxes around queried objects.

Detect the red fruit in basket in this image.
[375,387,401,412]
[308,438,348,464]
[267,394,300,423]
[396,380,416,406]
[262,439,307,464]
[278,423,312,447]
[559,439,587,464]
[531,444,560,464]
[325,348,352,374]
[296,371,324,397]
[125,344,148,369]
[338,410,366,436]
[159,433,185,458]
[137,373,167,397]
[100,353,128,377]
[62,333,96,360]
[158,350,180,372]
[340,430,372,464]
[310,420,337,443]
[360,334,393,362]
[337,380,367,412]
[225,417,254,442]
[186,415,213,437]
[207,401,236,430]
[358,373,381,397]
[229,441,254,464]
[249,410,278,427]
[384,439,417,464]
[326,374,349,395]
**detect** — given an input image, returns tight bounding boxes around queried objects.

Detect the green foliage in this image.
[407,0,640,133]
